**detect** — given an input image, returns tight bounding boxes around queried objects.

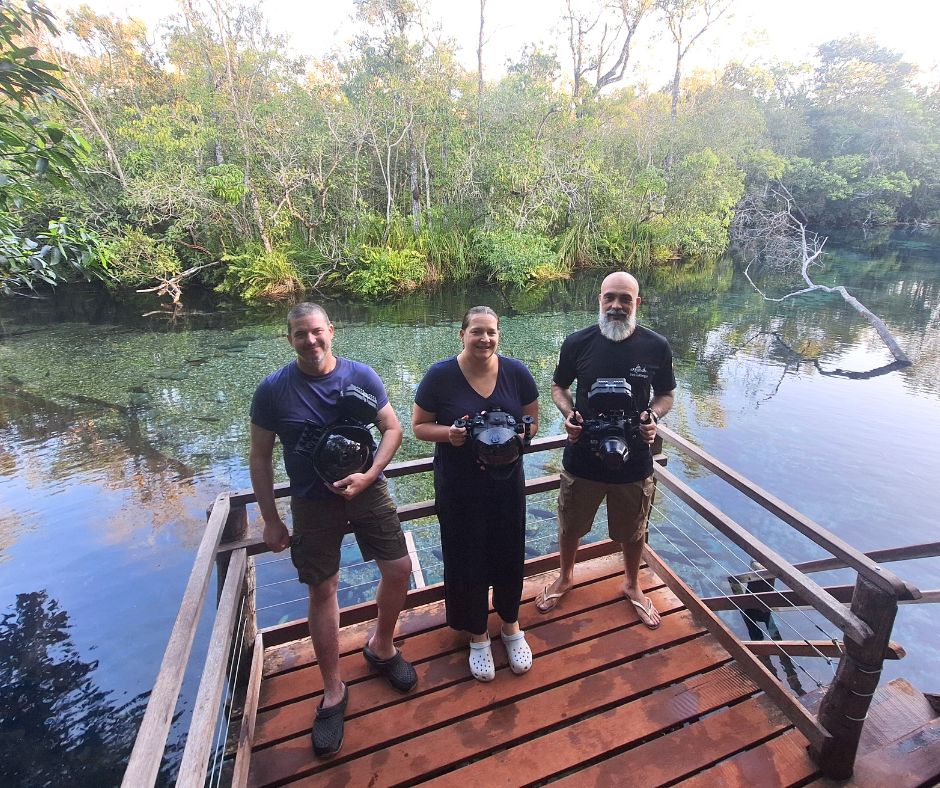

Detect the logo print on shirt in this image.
[630,364,651,379]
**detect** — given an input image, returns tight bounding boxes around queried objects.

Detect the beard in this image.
[598,307,636,341]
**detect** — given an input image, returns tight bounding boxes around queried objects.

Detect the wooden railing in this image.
[122,429,925,786]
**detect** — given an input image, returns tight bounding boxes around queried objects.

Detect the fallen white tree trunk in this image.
[735,187,912,368]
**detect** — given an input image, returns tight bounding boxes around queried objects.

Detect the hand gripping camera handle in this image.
[521,414,534,445]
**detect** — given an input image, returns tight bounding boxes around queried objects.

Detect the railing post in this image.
[213,503,257,685]
[813,573,898,779]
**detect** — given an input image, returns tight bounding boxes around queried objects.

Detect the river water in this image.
[1,227,938,784]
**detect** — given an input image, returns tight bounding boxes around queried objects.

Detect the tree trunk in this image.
[477,0,486,143]
[410,122,421,233]
[210,0,272,253]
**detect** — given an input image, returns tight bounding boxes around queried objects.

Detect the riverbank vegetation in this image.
[1,0,939,300]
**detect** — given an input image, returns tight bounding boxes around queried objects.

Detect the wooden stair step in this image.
[804,714,940,788]
[801,677,939,759]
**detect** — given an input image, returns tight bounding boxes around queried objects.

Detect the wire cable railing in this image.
[654,485,842,661]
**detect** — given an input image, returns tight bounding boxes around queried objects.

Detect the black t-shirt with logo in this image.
[553,323,676,484]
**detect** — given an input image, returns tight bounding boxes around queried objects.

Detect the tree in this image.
[0,0,104,294]
[655,0,735,169]
[783,37,926,224]
[562,0,653,114]
[733,185,912,368]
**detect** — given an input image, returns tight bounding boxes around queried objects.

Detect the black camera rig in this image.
[294,385,379,484]
[574,378,652,470]
[454,408,534,479]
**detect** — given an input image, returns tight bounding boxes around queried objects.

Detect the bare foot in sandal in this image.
[623,583,661,629]
[536,577,571,613]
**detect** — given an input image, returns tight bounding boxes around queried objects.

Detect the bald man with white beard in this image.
[536,272,676,627]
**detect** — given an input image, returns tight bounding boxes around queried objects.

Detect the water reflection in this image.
[0,227,938,781]
[0,591,177,788]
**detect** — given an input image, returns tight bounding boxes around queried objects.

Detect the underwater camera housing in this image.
[580,378,645,470]
[454,408,535,480]
[293,385,379,484]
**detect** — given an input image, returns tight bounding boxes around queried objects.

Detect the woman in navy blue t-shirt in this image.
[412,306,539,681]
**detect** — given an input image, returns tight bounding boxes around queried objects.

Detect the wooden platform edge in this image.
[642,544,831,753]
[231,633,264,788]
[259,539,624,649]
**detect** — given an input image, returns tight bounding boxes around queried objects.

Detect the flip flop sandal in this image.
[363,642,418,692]
[469,637,495,682]
[630,597,662,630]
[311,684,348,758]
[501,630,533,675]
[535,584,567,614]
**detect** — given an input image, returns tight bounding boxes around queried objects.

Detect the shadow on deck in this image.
[243,551,940,788]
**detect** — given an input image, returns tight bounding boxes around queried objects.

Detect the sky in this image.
[55,0,940,89]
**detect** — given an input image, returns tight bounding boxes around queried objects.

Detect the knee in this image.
[380,555,413,585]
[308,574,339,607]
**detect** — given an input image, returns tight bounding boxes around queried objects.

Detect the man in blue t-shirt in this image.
[249,303,416,759]
[535,272,676,629]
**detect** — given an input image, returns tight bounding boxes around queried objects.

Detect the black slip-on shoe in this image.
[362,643,418,693]
[312,684,348,759]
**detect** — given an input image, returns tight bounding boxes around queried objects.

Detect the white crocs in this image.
[501,629,533,675]
[469,637,495,682]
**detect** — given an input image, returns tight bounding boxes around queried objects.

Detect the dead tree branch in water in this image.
[136,261,220,304]
[732,187,912,367]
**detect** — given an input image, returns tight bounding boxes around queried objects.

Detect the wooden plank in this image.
[733,541,940,583]
[704,587,940,612]
[804,716,940,788]
[258,538,624,648]
[227,436,568,505]
[416,669,766,788]
[261,553,630,678]
[276,640,735,788]
[175,548,247,788]
[121,492,232,788]
[743,640,905,661]
[854,678,940,755]
[546,695,793,788]
[403,530,425,589]
[247,604,704,787]
[670,729,818,788]
[231,634,264,788]
[251,585,687,752]
[658,424,916,600]
[219,473,562,558]
[257,566,665,711]
[642,544,830,753]
[703,584,856,609]
[653,463,874,646]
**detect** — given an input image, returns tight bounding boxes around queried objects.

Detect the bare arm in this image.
[249,423,290,552]
[551,381,582,442]
[328,401,403,498]
[639,389,675,444]
[412,403,468,446]
[650,391,674,421]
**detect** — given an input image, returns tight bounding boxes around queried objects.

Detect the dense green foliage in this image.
[0,0,109,293]
[2,0,938,300]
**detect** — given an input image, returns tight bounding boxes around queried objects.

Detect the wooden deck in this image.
[240,550,940,788]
